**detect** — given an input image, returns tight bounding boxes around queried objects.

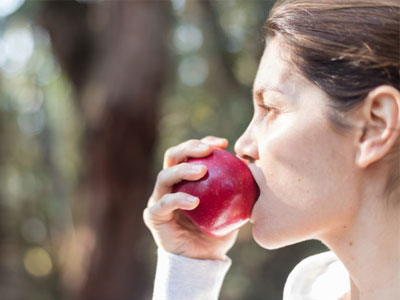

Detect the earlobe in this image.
[356,86,400,169]
[356,137,389,168]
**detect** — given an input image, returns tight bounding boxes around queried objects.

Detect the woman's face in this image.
[234,37,362,249]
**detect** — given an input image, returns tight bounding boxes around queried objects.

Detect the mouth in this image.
[246,163,261,224]
[247,163,261,188]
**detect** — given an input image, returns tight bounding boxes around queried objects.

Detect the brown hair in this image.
[265,0,400,196]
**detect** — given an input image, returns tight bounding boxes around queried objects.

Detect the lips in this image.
[234,155,263,224]
[247,163,262,191]
[246,163,262,224]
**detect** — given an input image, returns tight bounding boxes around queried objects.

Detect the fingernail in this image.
[191,165,206,172]
[186,196,198,203]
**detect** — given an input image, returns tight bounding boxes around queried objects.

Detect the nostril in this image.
[243,155,255,163]
[236,154,254,165]
[234,129,258,162]
[243,155,253,161]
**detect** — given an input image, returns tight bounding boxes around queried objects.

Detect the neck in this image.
[320,189,400,300]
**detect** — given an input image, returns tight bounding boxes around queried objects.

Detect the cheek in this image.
[260,116,354,207]
[251,115,360,247]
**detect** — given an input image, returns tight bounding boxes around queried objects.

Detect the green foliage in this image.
[0,1,327,299]
[0,1,80,298]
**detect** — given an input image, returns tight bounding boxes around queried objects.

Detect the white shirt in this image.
[153,249,350,300]
[283,251,350,300]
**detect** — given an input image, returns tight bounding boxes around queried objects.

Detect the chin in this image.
[252,222,284,250]
[251,221,305,250]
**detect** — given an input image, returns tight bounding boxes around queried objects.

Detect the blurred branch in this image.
[199,0,250,98]
[37,1,171,299]
[37,0,93,93]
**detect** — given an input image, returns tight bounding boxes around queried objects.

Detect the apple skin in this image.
[172,148,260,237]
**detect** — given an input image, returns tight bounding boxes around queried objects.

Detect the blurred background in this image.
[0,0,327,299]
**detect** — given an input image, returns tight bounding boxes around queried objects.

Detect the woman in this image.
[143,0,400,299]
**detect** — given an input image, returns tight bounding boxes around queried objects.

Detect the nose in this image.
[234,125,259,163]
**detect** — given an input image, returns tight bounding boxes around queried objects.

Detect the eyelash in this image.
[257,104,275,114]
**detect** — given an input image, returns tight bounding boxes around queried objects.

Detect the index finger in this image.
[163,139,212,169]
[201,136,229,148]
[163,137,229,169]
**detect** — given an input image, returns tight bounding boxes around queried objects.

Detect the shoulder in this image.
[283,251,350,300]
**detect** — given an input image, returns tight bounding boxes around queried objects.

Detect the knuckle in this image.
[202,135,213,141]
[156,170,166,184]
[143,208,151,225]
[186,139,201,148]
[171,164,185,178]
[201,135,217,142]
[160,193,179,210]
[158,195,169,209]
[164,147,175,161]
[143,207,149,218]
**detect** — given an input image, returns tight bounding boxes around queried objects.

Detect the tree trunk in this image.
[38,1,170,299]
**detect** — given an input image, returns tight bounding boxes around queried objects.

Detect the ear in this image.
[356,85,400,168]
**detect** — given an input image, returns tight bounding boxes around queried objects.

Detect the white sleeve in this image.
[283,251,350,300]
[152,248,232,300]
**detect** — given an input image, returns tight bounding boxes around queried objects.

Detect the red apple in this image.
[172,148,260,237]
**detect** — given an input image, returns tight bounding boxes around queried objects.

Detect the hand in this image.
[143,136,239,261]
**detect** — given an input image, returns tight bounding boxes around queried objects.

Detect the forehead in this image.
[252,36,332,116]
[253,37,301,97]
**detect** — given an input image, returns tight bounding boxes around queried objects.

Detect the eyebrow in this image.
[252,66,297,100]
[252,85,284,98]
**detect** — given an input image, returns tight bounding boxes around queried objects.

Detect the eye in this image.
[257,103,275,115]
